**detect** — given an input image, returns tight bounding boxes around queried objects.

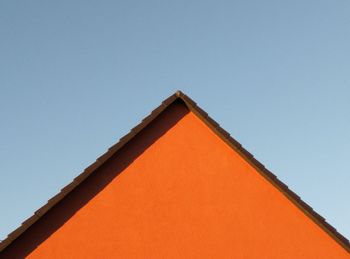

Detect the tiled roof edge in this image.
[176,90,350,253]
[0,92,179,252]
[1,90,349,253]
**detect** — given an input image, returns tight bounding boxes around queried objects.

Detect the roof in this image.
[0,90,349,253]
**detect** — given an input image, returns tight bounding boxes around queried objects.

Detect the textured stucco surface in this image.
[2,102,349,258]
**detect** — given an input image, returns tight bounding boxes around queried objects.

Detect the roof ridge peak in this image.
[1,91,349,254]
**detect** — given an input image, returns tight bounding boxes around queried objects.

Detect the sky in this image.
[0,1,349,241]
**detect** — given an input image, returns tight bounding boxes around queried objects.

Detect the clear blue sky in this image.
[1,1,349,240]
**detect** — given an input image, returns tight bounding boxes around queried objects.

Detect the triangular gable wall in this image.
[0,91,349,257]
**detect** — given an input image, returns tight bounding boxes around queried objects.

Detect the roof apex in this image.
[1,91,349,253]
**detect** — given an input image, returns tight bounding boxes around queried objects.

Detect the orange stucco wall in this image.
[2,101,349,258]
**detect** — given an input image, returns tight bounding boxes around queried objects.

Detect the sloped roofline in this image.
[0,90,349,253]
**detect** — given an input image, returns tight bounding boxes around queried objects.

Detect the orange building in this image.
[0,91,349,258]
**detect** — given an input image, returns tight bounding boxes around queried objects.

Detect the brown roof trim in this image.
[1,90,349,253]
[177,91,350,253]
